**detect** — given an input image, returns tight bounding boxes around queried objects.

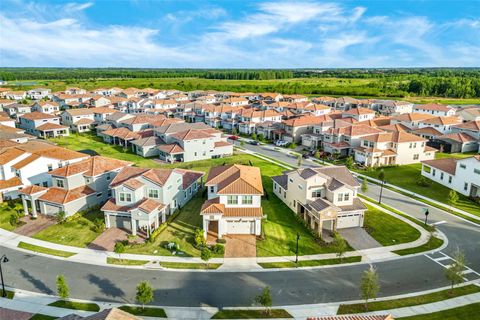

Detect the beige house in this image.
[272,166,366,236]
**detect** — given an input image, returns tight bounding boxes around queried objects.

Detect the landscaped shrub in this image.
[9,213,20,227]
[417,175,431,187]
[212,244,225,254]
[194,228,206,247]
[91,218,105,233]
[216,238,227,244]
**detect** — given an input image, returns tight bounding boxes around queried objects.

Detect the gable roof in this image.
[205,164,263,195]
[49,156,132,177]
[20,111,58,120]
[39,185,95,204]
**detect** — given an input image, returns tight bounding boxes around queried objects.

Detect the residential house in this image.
[19,112,69,138]
[61,108,95,132]
[457,107,480,122]
[92,107,117,124]
[390,113,436,129]
[102,166,204,236]
[417,116,462,134]
[3,103,32,118]
[321,125,383,157]
[0,115,15,128]
[433,133,478,153]
[4,91,26,100]
[413,104,456,117]
[26,88,51,100]
[272,166,367,236]
[354,131,436,166]
[19,156,132,218]
[279,115,331,143]
[421,155,480,198]
[238,109,283,134]
[201,164,263,239]
[31,101,61,114]
[342,107,376,122]
[374,100,413,116]
[451,120,480,140]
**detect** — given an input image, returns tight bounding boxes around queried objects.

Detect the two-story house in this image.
[342,107,376,122]
[413,104,456,117]
[19,112,69,138]
[374,100,413,116]
[201,164,264,240]
[102,167,204,236]
[31,101,61,114]
[61,108,95,132]
[272,166,366,236]
[18,156,132,218]
[27,88,51,100]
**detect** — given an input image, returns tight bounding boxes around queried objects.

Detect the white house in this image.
[19,112,69,138]
[31,101,61,114]
[272,166,367,236]
[27,88,51,100]
[421,155,480,197]
[201,164,264,240]
[61,108,95,132]
[413,104,456,117]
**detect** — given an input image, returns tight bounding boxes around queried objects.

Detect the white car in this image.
[275,140,288,147]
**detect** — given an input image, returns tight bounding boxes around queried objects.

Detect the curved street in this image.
[1,148,479,308]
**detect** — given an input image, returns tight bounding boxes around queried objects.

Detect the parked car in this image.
[302,153,309,159]
[275,140,287,147]
[247,140,260,145]
[228,135,239,140]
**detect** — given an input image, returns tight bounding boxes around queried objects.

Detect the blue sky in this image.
[1,0,479,68]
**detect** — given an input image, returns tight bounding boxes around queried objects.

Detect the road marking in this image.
[433,256,451,262]
[425,251,480,281]
[431,220,447,226]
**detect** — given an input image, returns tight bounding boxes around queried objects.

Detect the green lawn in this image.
[0,202,23,231]
[32,208,104,248]
[1,290,15,299]
[17,241,76,258]
[212,309,293,319]
[160,262,222,269]
[356,162,480,217]
[259,256,361,268]
[107,257,149,266]
[48,300,100,312]
[118,305,167,317]
[337,284,480,314]
[399,302,480,320]
[393,236,444,255]
[363,204,421,246]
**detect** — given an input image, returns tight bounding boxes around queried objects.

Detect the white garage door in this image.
[227,220,254,234]
[337,214,362,229]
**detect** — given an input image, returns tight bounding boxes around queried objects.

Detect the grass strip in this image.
[259,256,361,269]
[398,302,480,320]
[0,290,15,299]
[212,309,293,319]
[48,300,100,312]
[160,262,222,270]
[29,315,57,320]
[118,305,167,317]
[107,257,148,266]
[17,241,75,258]
[393,236,444,255]
[337,284,480,314]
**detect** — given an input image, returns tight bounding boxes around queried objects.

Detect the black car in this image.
[248,140,260,145]
[302,153,309,159]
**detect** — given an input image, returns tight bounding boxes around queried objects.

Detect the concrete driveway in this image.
[224,235,257,257]
[338,227,382,250]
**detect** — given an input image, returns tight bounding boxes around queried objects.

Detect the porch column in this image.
[203,217,209,239]
[131,219,137,236]
[155,215,159,229]
[318,219,324,235]
[217,218,223,239]
[22,196,29,216]
[31,199,38,218]
[147,224,151,237]
[105,213,110,228]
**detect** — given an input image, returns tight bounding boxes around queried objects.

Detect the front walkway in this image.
[224,234,257,258]
[88,228,144,251]
[14,215,56,237]
[339,227,382,250]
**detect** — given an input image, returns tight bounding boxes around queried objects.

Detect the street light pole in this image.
[0,254,8,298]
[295,233,300,264]
[424,209,430,225]
[378,180,385,204]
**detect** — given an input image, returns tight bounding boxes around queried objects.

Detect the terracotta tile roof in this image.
[74,118,95,125]
[110,167,199,189]
[421,116,461,126]
[0,139,19,150]
[214,141,232,148]
[157,143,184,154]
[19,111,57,120]
[82,307,142,320]
[92,107,116,114]
[101,198,164,215]
[64,108,94,116]
[169,129,213,141]
[173,169,204,189]
[131,136,162,147]
[36,123,68,131]
[34,147,89,161]
[438,132,477,143]
[11,154,41,169]
[308,314,393,320]
[19,185,48,195]
[378,123,409,132]
[0,116,14,122]
[452,120,480,131]
[282,115,330,127]
[343,107,375,115]
[392,113,436,122]
[326,125,382,137]
[363,131,426,143]
[123,178,145,190]
[421,158,457,175]
[0,148,26,165]
[200,197,263,217]
[414,103,452,112]
[39,185,95,204]
[206,164,263,195]
[411,127,443,136]
[0,177,22,190]
[142,169,173,186]
[49,156,132,177]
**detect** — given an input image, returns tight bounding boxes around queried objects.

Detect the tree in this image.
[360,266,380,311]
[55,211,66,224]
[255,287,272,316]
[136,280,154,310]
[258,133,265,142]
[114,242,125,260]
[447,190,459,212]
[314,150,321,159]
[445,248,465,294]
[361,178,368,193]
[56,275,69,300]
[201,247,211,268]
[194,229,206,247]
[231,127,237,135]
[297,154,303,167]
[378,169,385,182]
[251,132,257,141]
[332,233,348,262]
[345,156,354,169]
[9,213,20,227]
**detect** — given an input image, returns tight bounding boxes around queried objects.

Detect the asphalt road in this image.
[1,142,479,307]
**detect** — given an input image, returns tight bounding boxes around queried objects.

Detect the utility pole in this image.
[0,255,9,298]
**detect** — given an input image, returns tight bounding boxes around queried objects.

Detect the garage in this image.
[226,220,255,234]
[337,213,362,229]
[109,215,132,231]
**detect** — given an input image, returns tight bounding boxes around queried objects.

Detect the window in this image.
[293,200,296,208]
[242,195,253,205]
[289,178,293,183]
[56,179,64,188]
[474,169,480,175]
[432,169,436,176]
[337,193,343,202]
[227,195,238,204]
[464,183,468,191]
[312,189,322,198]
[47,164,53,171]
[413,154,419,160]
[119,193,132,202]
[448,176,452,184]
[274,183,277,190]
[423,166,431,173]
[460,164,466,169]
[148,189,159,198]
[298,184,303,190]
[96,193,102,198]
[167,185,172,190]
[106,174,111,181]
[210,186,215,193]
[344,193,350,201]
[42,181,48,187]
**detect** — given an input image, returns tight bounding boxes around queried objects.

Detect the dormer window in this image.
[56,179,64,188]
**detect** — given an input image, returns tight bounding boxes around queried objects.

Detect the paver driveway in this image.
[15,215,56,237]
[338,227,381,250]
[88,228,143,251]
[224,234,257,257]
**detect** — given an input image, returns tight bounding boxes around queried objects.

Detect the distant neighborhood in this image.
[0,85,479,240]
